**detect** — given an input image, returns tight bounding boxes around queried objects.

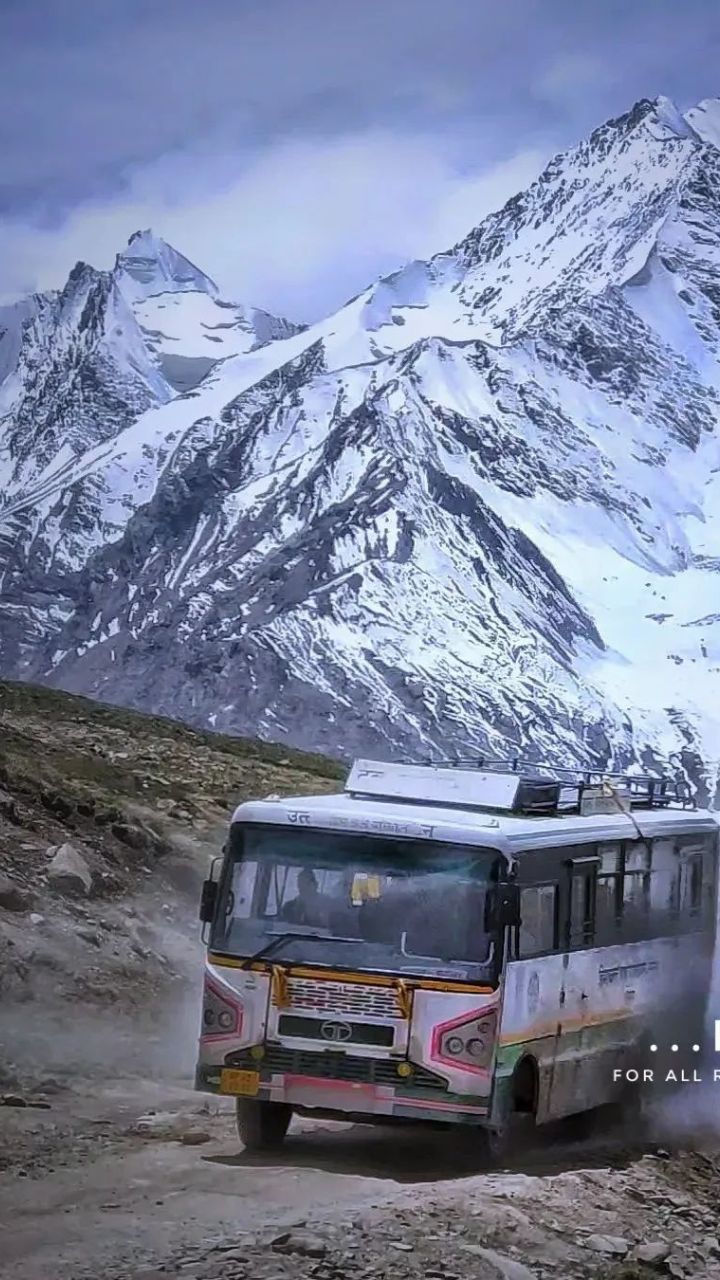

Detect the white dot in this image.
[693,1044,701,1052]
[649,1044,658,1052]
[671,1044,679,1052]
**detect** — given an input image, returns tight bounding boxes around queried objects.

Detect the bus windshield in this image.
[211,824,505,981]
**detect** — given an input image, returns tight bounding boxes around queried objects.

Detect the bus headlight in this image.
[436,1011,497,1070]
[202,981,243,1038]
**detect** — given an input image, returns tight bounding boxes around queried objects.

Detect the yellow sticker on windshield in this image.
[351,874,382,902]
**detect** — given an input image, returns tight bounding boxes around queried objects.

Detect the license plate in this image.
[219,1068,260,1097]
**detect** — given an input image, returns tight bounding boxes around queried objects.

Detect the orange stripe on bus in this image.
[207,954,493,994]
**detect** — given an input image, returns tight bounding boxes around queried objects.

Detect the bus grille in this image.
[286,978,400,1020]
[226,1046,448,1091]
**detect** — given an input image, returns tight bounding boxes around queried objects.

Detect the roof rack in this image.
[346,757,694,816]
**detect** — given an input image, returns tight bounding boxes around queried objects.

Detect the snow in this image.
[115,229,219,302]
[684,98,720,151]
[652,95,699,142]
[623,249,720,380]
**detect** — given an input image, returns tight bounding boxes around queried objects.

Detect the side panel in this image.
[497,933,711,1122]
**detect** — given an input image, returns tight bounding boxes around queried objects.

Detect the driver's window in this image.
[230,860,259,919]
[265,865,296,916]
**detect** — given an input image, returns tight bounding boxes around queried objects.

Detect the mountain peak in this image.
[683,97,720,149]
[114,230,219,301]
[650,94,698,141]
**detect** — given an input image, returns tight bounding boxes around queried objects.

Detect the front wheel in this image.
[236,1099,292,1151]
[478,1112,535,1165]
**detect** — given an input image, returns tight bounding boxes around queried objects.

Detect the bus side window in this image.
[649,838,680,917]
[596,842,622,940]
[703,835,717,921]
[569,871,596,948]
[678,838,706,920]
[622,841,651,927]
[519,884,558,957]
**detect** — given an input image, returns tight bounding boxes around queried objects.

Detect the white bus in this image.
[196,759,719,1154]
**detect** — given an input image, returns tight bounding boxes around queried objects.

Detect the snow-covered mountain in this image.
[0,230,299,667]
[2,96,720,789]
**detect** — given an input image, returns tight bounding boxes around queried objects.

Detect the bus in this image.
[196,758,719,1154]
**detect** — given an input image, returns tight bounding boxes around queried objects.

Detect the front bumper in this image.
[196,1045,490,1126]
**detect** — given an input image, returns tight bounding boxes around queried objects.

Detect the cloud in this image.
[536,54,615,105]
[0,133,546,320]
[4,0,717,323]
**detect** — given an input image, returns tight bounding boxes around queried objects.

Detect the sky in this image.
[1,0,719,320]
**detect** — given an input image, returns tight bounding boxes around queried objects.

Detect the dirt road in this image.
[3,1075,720,1280]
[2,684,720,1279]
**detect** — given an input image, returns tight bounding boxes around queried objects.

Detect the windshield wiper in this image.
[240,932,359,968]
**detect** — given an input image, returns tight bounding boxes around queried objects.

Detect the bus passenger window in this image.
[519,885,557,956]
[569,873,595,948]
[678,846,704,919]
[596,843,622,937]
[622,842,650,926]
[649,839,680,916]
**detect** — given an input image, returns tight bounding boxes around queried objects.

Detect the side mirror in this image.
[487,883,521,930]
[199,878,218,925]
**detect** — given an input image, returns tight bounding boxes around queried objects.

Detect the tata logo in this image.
[320,1020,353,1043]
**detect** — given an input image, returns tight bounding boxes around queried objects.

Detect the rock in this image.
[634,1242,671,1266]
[0,872,33,913]
[132,1111,184,1138]
[1,1094,28,1107]
[271,1231,328,1258]
[585,1234,629,1256]
[459,1248,536,1280]
[112,822,148,850]
[170,807,194,822]
[29,913,45,926]
[389,1242,414,1251]
[179,1129,212,1146]
[0,788,20,824]
[47,843,92,896]
[77,927,102,947]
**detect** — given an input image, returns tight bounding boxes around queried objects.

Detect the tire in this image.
[236,1099,292,1151]
[476,1075,532,1167]
[481,1065,537,1166]
[478,1111,535,1164]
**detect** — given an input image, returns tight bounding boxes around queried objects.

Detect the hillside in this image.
[0,678,341,1074]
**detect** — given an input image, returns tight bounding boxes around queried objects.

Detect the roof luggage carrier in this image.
[345,757,694,817]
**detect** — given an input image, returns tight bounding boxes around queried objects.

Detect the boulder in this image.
[271,1231,328,1259]
[179,1129,212,1146]
[585,1234,629,1256]
[0,872,33,913]
[47,843,92,896]
[111,822,148,850]
[0,789,20,824]
[634,1241,671,1266]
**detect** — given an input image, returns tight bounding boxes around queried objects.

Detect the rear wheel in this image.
[236,1099,293,1151]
